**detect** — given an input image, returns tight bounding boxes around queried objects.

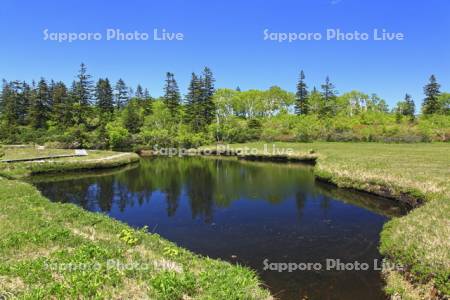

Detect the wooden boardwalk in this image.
[1,154,84,163]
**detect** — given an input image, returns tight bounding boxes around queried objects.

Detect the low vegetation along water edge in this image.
[1,144,449,299]
[203,142,449,299]
[0,148,272,299]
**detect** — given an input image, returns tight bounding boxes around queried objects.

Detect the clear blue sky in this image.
[1,0,449,107]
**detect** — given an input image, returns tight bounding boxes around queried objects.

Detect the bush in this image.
[43,141,68,149]
[418,114,450,142]
[106,122,131,150]
[260,114,297,142]
[246,118,262,140]
[59,125,94,149]
[211,116,250,143]
[177,126,209,148]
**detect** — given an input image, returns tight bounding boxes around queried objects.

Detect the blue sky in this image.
[0,0,449,107]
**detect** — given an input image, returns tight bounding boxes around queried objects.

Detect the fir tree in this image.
[422,75,441,115]
[0,81,18,126]
[185,73,203,130]
[295,70,309,115]
[29,78,51,129]
[51,81,72,127]
[135,84,144,99]
[123,99,142,134]
[320,76,337,116]
[143,88,150,99]
[74,63,93,106]
[163,72,181,116]
[115,79,128,109]
[142,91,153,116]
[72,63,93,125]
[201,67,216,125]
[95,78,114,117]
[11,81,31,125]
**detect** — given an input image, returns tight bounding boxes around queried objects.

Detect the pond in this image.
[31,157,407,299]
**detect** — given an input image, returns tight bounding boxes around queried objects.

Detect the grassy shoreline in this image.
[0,149,271,299]
[0,149,140,179]
[1,144,449,299]
[203,142,450,299]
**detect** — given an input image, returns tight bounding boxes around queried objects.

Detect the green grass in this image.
[0,148,140,179]
[1,143,448,298]
[214,142,450,298]
[1,147,75,160]
[1,147,127,161]
[0,177,271,299]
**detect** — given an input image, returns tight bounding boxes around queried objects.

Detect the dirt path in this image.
[21,153,134,164]
[79,153,132,162]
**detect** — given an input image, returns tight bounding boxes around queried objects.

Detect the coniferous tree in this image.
[404,93,415,120]
[142,90,153,116]
[2,81,31,126]
[123,99,142,134]
[72,63,93,125]
[0,80,18,126]
[395,94,415,122]
[143,88,150,99]
[51,81,72,127]
[96,78,114,117]
[135,84,144,99]
[295,70,309,115]
[48,80,55,99]
[115,79,128,109]
[201,67,216,126]
[19,82,31,126]
[29,78,51,129]
[422,75,441,115]
[74,63,93,106]
[185,73,203,130]
[320,76,337,116]
[163,72,181,116]
[184,68,216,132]
[128,87,134,98]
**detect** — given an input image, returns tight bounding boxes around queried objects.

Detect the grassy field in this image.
[212,142,450,299]
[1,147,75,160]
[0,147,270,299]
[1,144,448,299]
[0,178,270,299]
[0,148,140,179]
[1,147,130,161]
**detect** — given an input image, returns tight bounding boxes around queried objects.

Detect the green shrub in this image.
[106,122,131,150]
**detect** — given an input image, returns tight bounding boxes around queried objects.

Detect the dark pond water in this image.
[31,157,407,299]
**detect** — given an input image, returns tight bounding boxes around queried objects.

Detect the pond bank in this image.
[0,150,271,299]
[194,145,422,208]
[1,144,448,299]
[199,143,450,299]
[0,150,140,179]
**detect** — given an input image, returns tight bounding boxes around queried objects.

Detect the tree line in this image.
[0,64,449,148]
[294,71,447,118]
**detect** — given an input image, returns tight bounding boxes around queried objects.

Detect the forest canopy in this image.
[1,64,449,150]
